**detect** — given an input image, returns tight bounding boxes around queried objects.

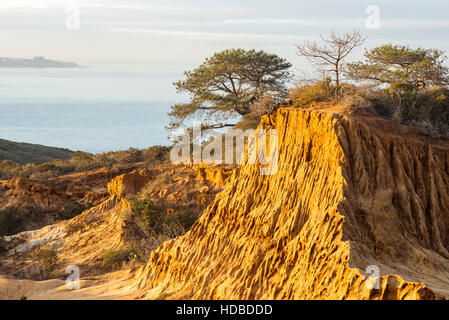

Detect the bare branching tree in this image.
[296,30,366,86]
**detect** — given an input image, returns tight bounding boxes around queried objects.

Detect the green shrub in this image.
[128,198,197,237]
[195,192,209,206]
[130,198,160,237]
[125,243,146,263]
[122,197,199,265]
[163,209,197,231]
[360,85,449,137]
[410,87,449,125]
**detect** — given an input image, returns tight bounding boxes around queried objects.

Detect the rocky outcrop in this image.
[107,169,152,199]
[129,107,449,300]
[2,107,449,300]
[0,163,145,231]
[0,165,223,282]
[194,164,233,186]
[0,164,146,209]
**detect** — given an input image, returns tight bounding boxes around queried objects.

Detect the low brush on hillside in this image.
[0,145,170,180]
[0,139,73,165]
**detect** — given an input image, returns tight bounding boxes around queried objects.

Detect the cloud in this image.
[0,0,142,10]
[99,27,313,41]
[381,19,449,29]
[1,0,449,73]
[224,20,258,24]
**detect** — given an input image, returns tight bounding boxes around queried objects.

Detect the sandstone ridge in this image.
[3,107,449,300]
[132,107,449,300]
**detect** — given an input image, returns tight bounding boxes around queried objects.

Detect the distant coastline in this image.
[0,56,80,68]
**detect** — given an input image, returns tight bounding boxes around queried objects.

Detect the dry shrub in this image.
[289,79,336,107]
[102,248,132,270]
[34,246,58,279]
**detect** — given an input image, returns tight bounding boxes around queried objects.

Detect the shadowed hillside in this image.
[0,139,74,164]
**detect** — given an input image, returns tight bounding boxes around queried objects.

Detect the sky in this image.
[1,0,449,100]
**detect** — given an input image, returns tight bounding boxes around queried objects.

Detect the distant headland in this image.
[0,56,80,68]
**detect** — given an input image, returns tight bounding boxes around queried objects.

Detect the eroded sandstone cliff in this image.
[130,107,449,300]
[2,107,449,300]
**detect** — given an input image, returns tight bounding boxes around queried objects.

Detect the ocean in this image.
[0,67,178,154]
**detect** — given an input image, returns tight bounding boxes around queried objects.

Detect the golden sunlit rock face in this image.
[194,164,232,186]
[131,108,449,300]
[2,107,449,300]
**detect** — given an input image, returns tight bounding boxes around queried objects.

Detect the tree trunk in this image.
[335,65,340,87]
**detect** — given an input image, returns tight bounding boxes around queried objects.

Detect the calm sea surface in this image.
[0,67,177,153]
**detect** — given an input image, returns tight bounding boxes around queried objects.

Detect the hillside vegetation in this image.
[0,139,73,165]
[0,145,170,180]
